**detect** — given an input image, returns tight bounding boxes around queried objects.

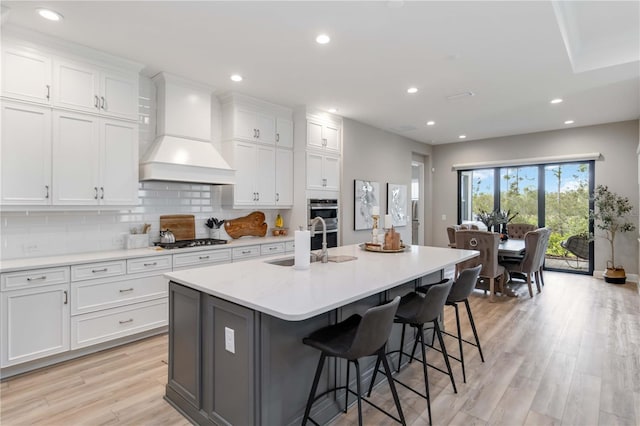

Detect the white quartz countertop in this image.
[165,244,479,321]
[0,235,293,273]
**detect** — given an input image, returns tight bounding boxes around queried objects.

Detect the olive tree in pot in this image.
[591,185,636,284]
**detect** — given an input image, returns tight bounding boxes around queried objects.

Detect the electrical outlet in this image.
[224,327,235,354]
[441,214,447,221]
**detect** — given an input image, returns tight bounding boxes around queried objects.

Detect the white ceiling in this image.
[2,1,639,145]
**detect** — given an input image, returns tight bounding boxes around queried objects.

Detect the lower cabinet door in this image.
[1,284,70,367]
[70,298,167,349]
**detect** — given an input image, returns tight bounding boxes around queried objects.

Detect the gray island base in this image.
[163,244,478,425]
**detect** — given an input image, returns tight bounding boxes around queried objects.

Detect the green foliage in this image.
[590,184,636,267]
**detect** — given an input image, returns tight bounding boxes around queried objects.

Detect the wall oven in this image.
[308,199,339,250]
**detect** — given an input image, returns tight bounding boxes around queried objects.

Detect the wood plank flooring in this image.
[1,272,638,425]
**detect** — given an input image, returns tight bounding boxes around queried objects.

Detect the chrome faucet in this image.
[310,216,329,263]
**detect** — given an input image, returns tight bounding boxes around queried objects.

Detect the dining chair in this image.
[455,230,506,301]
[506,223,536,240]
[501,228,544,297]
[534,227,552,287]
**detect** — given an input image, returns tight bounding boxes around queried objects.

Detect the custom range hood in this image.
[140,72,235,184]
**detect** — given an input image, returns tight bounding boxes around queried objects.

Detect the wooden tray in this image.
[359,243,409,253]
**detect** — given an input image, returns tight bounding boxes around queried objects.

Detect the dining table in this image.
[498,238,526,257]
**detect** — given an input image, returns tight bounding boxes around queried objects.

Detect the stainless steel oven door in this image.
[311,229,338,250]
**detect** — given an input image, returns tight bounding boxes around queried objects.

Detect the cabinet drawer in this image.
[71,299,167,349]
[71,274,168,315]
[127,255,172,274]
[173,249,231,269]
[232,245,260,261]
[285,241,295,253]
[261,242,285,256]
[1,267,69,291]
[71,260,126,282]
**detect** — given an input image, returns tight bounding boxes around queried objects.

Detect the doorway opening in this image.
[411,160,424,245]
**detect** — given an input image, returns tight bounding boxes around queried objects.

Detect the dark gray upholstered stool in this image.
[418,265,484,384]
[368,279,455,426]
[301,296,405,426]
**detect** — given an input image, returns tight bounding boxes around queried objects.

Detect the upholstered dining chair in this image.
[506,223,536,240]
[447,224,480,248]
[501,228,545,297]
[455,230,506,301]
[534,228,552,287]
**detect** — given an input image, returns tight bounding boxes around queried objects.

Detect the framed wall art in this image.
[387,183,408,227]
[354,179,380,230]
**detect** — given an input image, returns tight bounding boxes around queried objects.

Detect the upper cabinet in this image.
[221,93,293,148]
[0,36,141,208]
[1,46,52,105]
[53,59,138,121]
[220,94,294,209]
[307,119,340,153]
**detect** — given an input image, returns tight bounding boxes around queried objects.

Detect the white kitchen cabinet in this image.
[1,283,70,367]
[276,117,294,149]
[52,110,138,206]
[223,141,277,207]
[0,101,52,205]
[233,106,277,145]
[173,249,232,270]
[306,152,340,192]
[275,148,293,206]
[53,59,138,121]
[307,119,340,153]
[1,46,52,104]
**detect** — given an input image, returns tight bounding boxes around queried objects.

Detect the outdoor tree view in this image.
[460,162,591,272]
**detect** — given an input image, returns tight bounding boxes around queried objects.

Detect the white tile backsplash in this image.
[0,182,284,260]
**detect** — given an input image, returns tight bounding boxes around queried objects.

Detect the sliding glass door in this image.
[458,161,594,275]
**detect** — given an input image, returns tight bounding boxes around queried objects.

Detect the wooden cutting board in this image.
[159,215,195,241]
[224,211,267,239]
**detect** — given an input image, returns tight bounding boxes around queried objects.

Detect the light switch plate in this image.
[224,327,235,354]
[441,214,447,221]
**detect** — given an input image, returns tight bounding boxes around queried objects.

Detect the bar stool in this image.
[368,279,455,426]
[301,297,405,426]
[418,265,484,383]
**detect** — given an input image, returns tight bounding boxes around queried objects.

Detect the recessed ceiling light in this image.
[459,135,467,139]
[426,121,435,126]
[550,98,563,104]
[328,108,338,113]
[407,87,418,94]
[230,74,243,82]
[316,34,330,44]
[36,8,63,21]
[564,120,574,124]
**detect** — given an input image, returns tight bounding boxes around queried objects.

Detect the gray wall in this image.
[341,119,432,246]
[431,120,640,274]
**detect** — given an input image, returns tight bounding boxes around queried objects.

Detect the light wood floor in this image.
[1,272,638,426]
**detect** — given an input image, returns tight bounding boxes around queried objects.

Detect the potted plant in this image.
[591,185,636,284]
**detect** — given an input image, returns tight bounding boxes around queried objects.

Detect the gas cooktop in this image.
[154,238,228,249]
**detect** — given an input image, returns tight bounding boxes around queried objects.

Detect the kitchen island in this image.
[164,244,478,426]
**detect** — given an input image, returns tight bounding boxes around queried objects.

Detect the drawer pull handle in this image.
[269,247,277,250]
[143,262,157,267]
[27,275,47,281]
[119,318,133,324]
[199,256,210,260]
[92,268,108,273]
[242,250,251,254]
[63,290,68,305]
[119,288,134,293]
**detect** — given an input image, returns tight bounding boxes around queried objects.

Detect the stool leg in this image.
[366,353,382,398]
[354,360,363,426]
[434,321,457,394]
[417,325,432,425]
[409,326,420,363]
[397,323,406,372]
[345,360,350,413]
[302,353,326,426]
[453,302,466,383]
[380,349,406,425]
[465,299,484,362]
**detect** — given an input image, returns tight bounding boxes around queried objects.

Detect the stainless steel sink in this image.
[266,255,357,266]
